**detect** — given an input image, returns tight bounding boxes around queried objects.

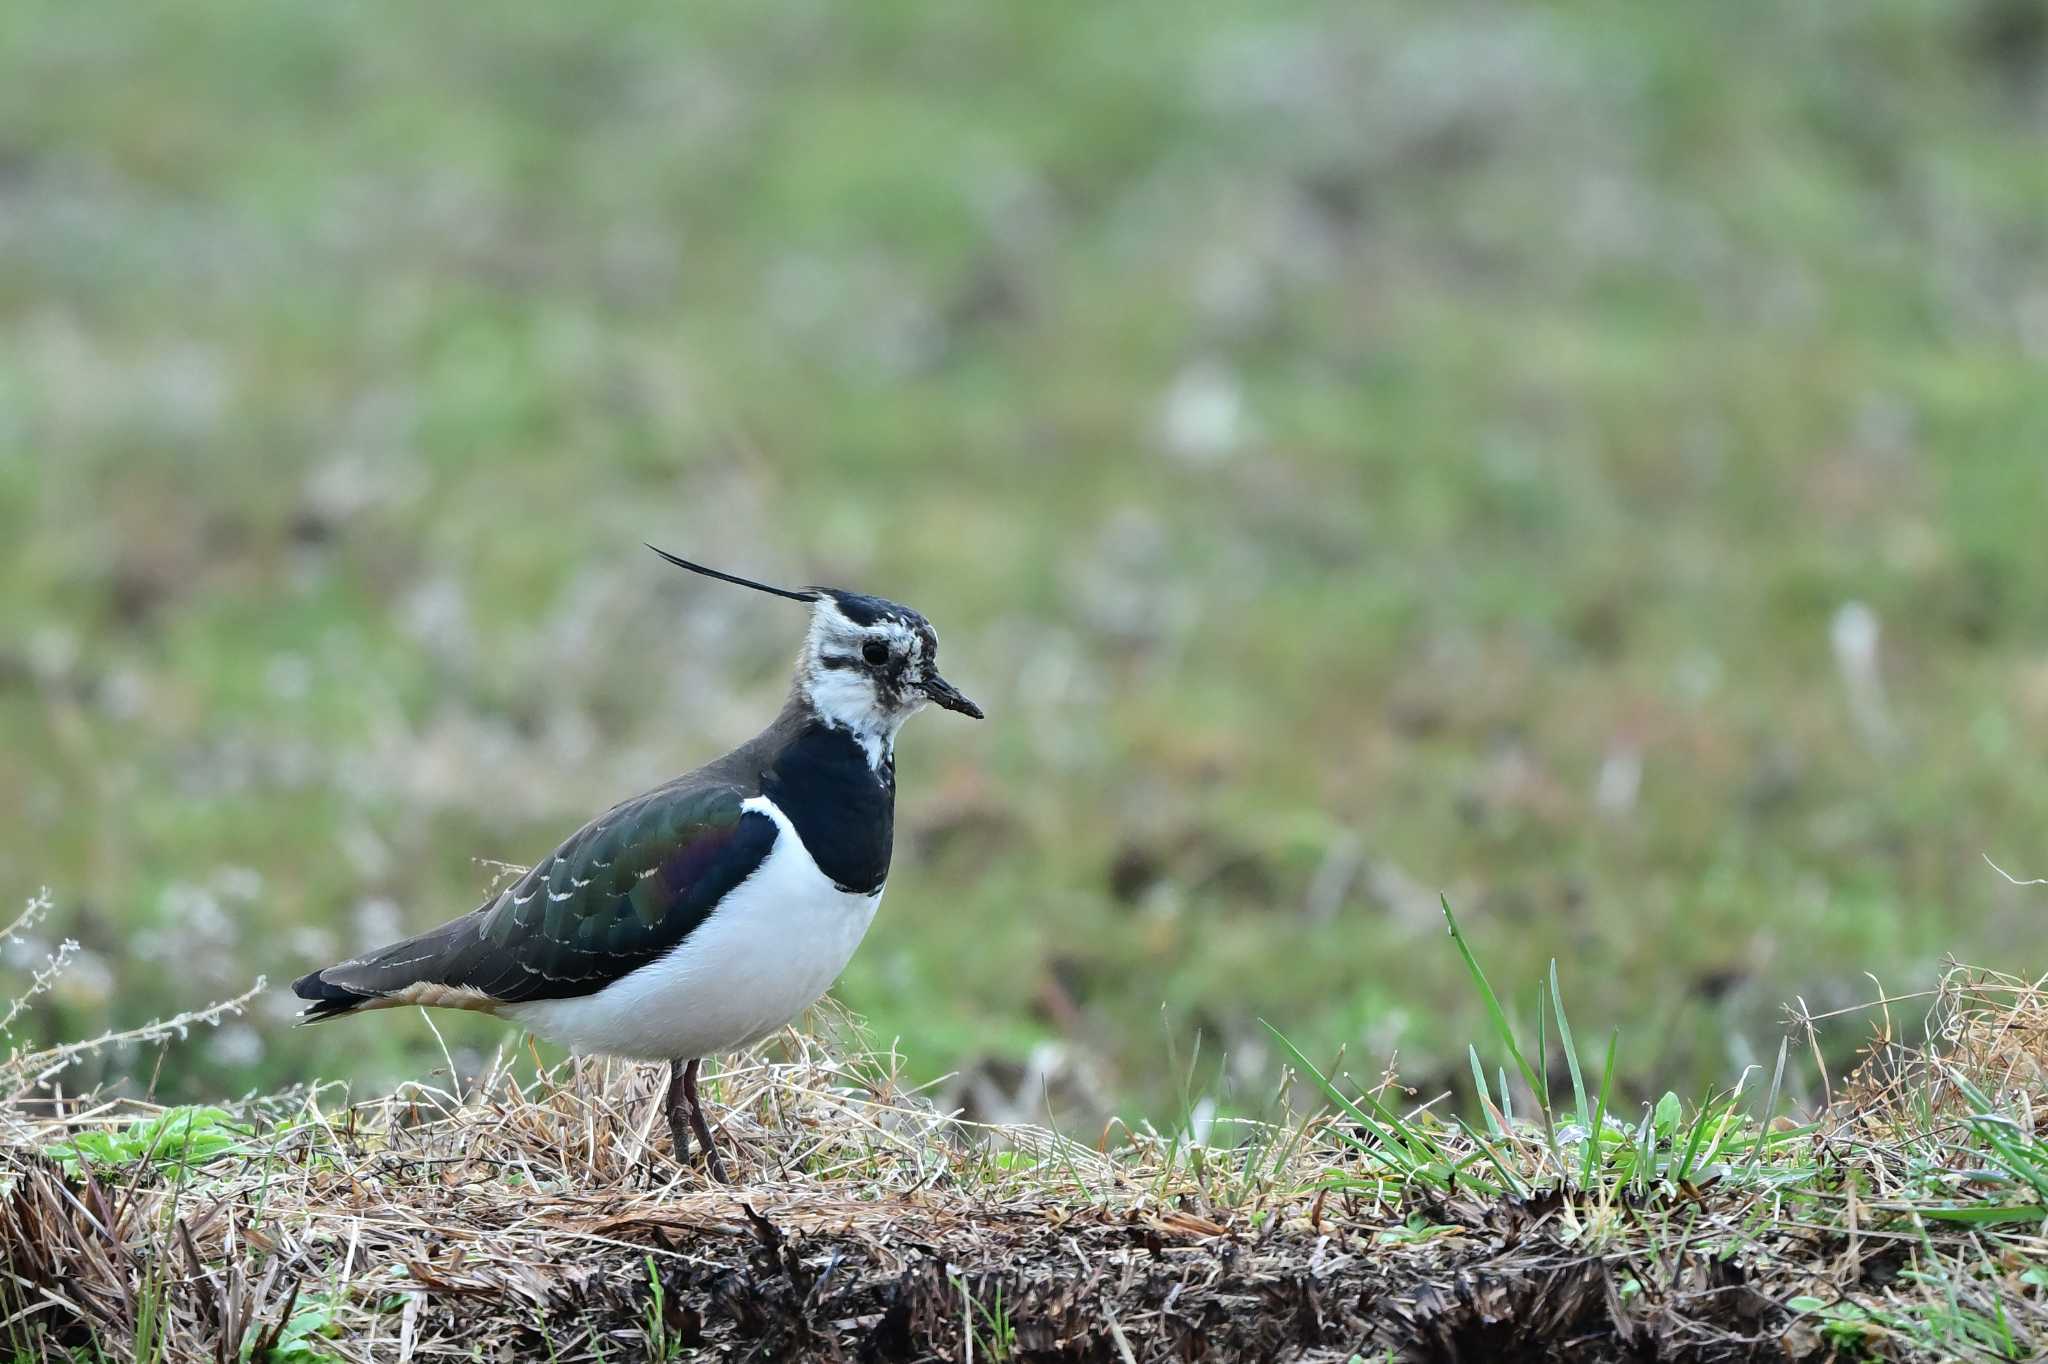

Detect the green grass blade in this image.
[1947,1074,2048,1201]
[1581,1027,1618,1190]
[1262,1021,1448,1189]
[1455,1116,1527,1198]
[1469,1046,1503,1137]
[1696,1067,1753,1172]
[1550,960,1589,1127]
[1441,898,1555,1161]
[1442,1143,1506,1197]
[1674,1091,1720,1183]
[1908,1203,2048,1225]
[1745,1037,1789,1180]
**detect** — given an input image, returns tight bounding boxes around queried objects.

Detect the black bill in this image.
[921,674,984,719]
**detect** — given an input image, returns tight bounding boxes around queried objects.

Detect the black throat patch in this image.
[758,720,895,894]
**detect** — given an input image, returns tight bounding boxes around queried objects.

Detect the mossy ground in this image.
[3,922,2045,1362]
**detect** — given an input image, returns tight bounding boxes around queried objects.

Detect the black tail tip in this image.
[291,968,372,1023]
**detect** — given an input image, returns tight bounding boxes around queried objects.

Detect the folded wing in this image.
[292,782,778,1019]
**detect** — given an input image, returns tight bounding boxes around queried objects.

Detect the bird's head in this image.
[647,545,981,761]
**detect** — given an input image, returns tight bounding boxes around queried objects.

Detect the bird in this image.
[291,545,983,1183]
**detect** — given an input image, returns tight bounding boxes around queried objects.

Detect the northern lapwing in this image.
[292,547,982,1182]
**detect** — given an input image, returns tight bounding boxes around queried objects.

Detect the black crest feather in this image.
[644,545,819,603]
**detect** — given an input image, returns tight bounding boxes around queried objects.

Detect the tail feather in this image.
[291,967,377,1024]
[292,916,494,1023]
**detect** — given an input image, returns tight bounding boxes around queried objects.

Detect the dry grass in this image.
[2,899,2046,1361]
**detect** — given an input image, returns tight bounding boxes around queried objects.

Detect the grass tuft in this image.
[2,900,2045,1358]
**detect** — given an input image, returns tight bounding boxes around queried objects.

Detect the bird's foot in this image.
[681,1057,732,1185]
[663,1059,693,1166]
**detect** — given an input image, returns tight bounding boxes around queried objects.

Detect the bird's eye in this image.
[862,640,890,666]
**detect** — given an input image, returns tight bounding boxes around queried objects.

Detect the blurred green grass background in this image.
[4,0,2046,1120]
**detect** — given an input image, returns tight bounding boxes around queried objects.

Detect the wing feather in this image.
[295,782,777,1013]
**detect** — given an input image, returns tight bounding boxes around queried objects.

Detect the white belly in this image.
[502,796,881,1061]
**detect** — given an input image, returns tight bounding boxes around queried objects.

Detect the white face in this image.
[796,592,979,766]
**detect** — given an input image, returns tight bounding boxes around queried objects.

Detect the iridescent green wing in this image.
[321,781,778,1004]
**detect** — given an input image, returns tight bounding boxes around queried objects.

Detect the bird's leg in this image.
[663,1059,693,1166]
[681,1057,730,1184]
